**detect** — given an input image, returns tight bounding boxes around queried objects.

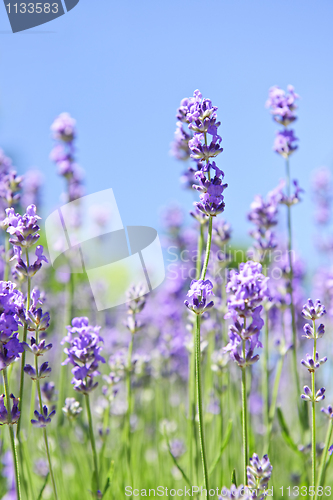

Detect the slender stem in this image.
[17,251,31,437]
[196,224,204,280]
[195,314,209,493]
[3,368,22,500]
[34,328,59,500]
[241,337,248,486]
[285,158,301,403]
[85,393,100,492]
[201,216,213,281]
[316,421,333,495]
[126,333,134,485]
[57,272,75,425]
[266,353,285,452]
[262,311,269,442]
[4,235,10,281]
[312,324,317,488]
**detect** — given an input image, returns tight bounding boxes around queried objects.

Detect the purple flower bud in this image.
[31,405,56,428]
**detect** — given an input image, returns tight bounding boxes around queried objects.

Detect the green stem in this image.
[3,368,22,500]
[85,393,100,493]
[196,224,204,280]
[126,333,134,485]
[17,251,31,437]
[266,353,285,452]
[262,311,269,443]
[201,216,213,281]
[57,272,75,425]
[35,328,59,500]
[195,314,209,493]
[316,421,333,495]
[312,325,317,488]
[241,338,248,486]
[285,157,302,406]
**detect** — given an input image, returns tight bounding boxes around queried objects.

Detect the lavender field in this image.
[0,85,333,500]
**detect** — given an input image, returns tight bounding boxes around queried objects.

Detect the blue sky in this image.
[1,0,333,265]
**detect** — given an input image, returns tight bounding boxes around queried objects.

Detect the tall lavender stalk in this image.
[178,90,226,489]
[124,285,146,483]
[50,112,83,424]
[0,282,25,500]
[62,316,105,497]
[300,299,327,488]
[223,261,269,484]
[248,188,279,440]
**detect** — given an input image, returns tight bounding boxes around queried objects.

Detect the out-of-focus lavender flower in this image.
[21,169,44,208]
[0,394,20,424]
[224,262,269,367]
[321,405,333,419]
[170,122,192,161]
[41,381,57,403]
[184,279,214,315]
[273,129,298,158]
[266,85,299,126]
[51,112,76,142]
[329,445,333,456]
[62,397,83,420]
[248,188,280,258]
[247,453,273,491]
[218,485,252,500]
[312,166,332,225]
[50,112,84,202]
[62,317,105,394]
[169,438,186,458]
[31,405,56,427]
[211,349,229,374]
[212,219,231,248]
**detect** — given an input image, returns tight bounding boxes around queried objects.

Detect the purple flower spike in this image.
[0,394,20,424]
[266,85,299,126]
[62,317,105,394]
[31,405,56,428]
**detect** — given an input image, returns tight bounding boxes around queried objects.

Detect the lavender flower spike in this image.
[247,453,273,491]
[302,299,326,320]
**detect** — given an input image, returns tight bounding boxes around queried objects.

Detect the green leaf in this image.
[277,407,302,456]
[231,468,237,487]
[102,460,115,498]
[208,419,233,476]
[37,473,49,500]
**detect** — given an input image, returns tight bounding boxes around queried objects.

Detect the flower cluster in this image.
[0,149,23,213]
[125,284,147,334]
[247,453,273,496]
[62,317,105,394]
[224,262,269,367]
[300,299,327,403]
[0,281,24,371]
[266,85,299,126]
[248,189,279,258]
[2,204,48,279]
[184,279,214,315]
[172,90,227,216]
[218,485,251,500]
[311,166,332,226]
[266,85,299,158]
[0,394,20,425]
[50,112,83,202]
